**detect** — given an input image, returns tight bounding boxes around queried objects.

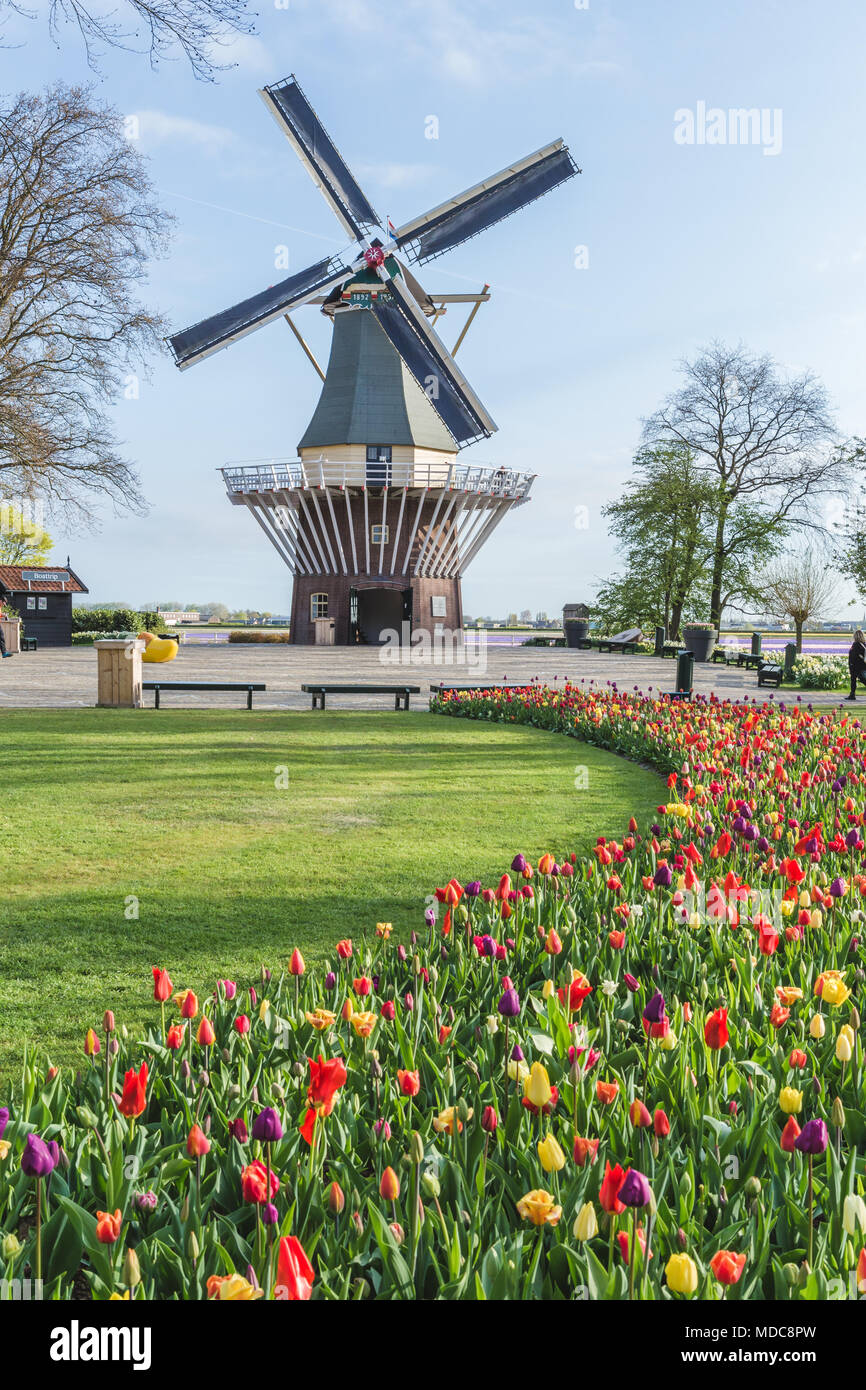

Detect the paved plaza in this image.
[0,643,850,710]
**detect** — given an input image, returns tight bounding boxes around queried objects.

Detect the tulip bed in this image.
[1,681,865,1301]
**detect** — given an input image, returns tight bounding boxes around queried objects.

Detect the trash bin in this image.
[96,638,144,708]
[751,631,762,657]
[675,649,694,696]
[784,642,797,680]
[654,626,665,657]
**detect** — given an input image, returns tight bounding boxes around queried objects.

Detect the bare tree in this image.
[0,84,173,523]
[2,1,255,80]
[758,549,838,652]
[642,342,847,627]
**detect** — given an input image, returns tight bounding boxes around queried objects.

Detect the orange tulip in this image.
[96,1209,122,1243]
[710,1250,746,1286]
[187,1124,210,1157]
[380,1166,400,1201]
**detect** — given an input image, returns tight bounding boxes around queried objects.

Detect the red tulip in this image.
[152,967,173,1002]
[118,1062,148,1118]
[704,1008,729,1050]
[275,1235,314,1301]
[710,1250,746,1285]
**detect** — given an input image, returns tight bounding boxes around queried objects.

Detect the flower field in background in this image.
[1,682,865,1301]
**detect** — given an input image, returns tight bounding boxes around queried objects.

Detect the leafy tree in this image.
[0,0,255,80]
[642,342,846,627]
[758,549,839,651]
[597,445,715,638]
[0,505,53,564]
[0,84,171,523]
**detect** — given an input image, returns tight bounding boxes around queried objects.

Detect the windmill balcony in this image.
[220,458,536,502]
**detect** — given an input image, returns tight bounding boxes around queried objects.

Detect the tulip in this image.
[118,1063,148,1119]
[152,967,173,1002]
[653,1108,670,1137]
[516,1189,561,1226]
[779,1087,803,1115]
[481,1106,499,1133]
[780,1116,801,1152]
[704,1007,729,1050]
[252,1107,283,1143]
[397,1069,420,1097]
[843,1194,866,1237]
[857,1248,866,1295]
[665,1252,699,1296]
[629,1099,651,1128]
[524,1062,552,1112]
[642,990,666,1025]
[618,1168,651,1207]
[498,987,520,1017]
[573,1202,598,1241]
[380,1166,401,1202]
[196,1016,215,1047]
[710,1250,746,1286]
[795,1119,828,1155]
[836,1032,853,1063]
[537,1134,566,1173]
[96,1209,122,1244]
[599,1161,627,1214]
[573,1135,599,1166]
[275,1235,314,1300]
[84,1028,100,1057]
[207,1273,263,1300]
[289,949,305,976]
[187,1124,210,1157]
[21,1132,59,1178]
[809,1014,826,1039]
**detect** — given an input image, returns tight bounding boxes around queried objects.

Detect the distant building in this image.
[0,563,88,646]
[157,610,201,625]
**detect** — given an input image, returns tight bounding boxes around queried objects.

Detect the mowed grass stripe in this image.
[0,709,662,1070]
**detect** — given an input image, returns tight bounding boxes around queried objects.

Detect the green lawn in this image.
[0,710,662,1073]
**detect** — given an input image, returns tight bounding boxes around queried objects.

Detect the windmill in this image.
[168,75,579,645]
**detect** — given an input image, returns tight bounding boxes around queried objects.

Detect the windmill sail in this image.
[369,273,497,448]
[168,258,352,369]
[260,75,380,241]
[394,141,578,263]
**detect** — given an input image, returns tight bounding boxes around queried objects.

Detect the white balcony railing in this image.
[220,458,535,501]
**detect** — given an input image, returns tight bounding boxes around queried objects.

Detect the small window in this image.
[38,596,47,611]
[371,525,389,546]
[310,593,329,620]
[366,446,392,487]
[26,596,36,610]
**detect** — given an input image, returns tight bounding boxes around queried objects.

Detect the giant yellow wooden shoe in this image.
[138,631,179,664]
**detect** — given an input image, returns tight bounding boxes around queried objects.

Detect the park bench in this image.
[21,636,37,652]
[301,683,420,710]
[757,660,783,688]
[710,648,729,664]
[734,652,763,670]
[144,681,266,709]
[595,627,643,655]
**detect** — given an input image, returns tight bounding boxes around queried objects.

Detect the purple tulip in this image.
[829,878,846,899]
[0,1108,8,1140]
[511,854,527,873]
[497,988,520,1018]
[480,935,497,958]
[261,1202,279,1226]
[251,1107,283,1143]
[324,971,336,990]
[794,1119,828,1155]
[653,865,672,888]
[623,973,640,993]
[845,828,860,848]
[136,1190,158,1212]
[511,1043,524,1062]
[465,880,482,897]
[21,1132,59,1178]
[642,990,666,1025]
[618,1168,652,1207]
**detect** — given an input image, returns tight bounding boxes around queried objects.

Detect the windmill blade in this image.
[168,257,353,369]
[260,75,380,241]
[394,140,579,264]
[369,270,497,448]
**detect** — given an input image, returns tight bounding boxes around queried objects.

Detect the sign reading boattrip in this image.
[20,570,70,583]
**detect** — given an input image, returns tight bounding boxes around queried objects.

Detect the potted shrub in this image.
[681,621,716,663]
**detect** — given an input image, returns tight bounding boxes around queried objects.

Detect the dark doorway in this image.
[357,586,405,645]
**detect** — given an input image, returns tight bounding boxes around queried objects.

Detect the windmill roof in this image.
[298,308,457,453]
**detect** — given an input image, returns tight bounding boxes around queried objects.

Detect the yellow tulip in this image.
[798,890,811,909]
[350,1011,377,1039]
[779,1086,803,1115]
[524,1062,552,1111]
[207,1273,264,1300]
[537,1134,566,1173]
[508,1059,529,1083]
[665,1252,699,1295]
[821,977,851,1007]
[660,1029,678,1051]
[516,1189,562,1227]
[836,1032,853,1063]
[810,1014,826,1040]
[542,979,554,1000]
[573,1202,598,1241]
[840,1023,855,1048]
[258,999,270,1022]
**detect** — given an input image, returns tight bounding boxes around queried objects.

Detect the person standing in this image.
[846,629,866,700]
[0,598,13,658]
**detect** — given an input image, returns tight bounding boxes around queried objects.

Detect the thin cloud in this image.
[132,110,238,153]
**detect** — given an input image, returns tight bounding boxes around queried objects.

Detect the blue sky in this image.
[6,0,866,617]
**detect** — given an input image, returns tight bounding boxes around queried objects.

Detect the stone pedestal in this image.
[0,619,20,654]
[96,638,144,708]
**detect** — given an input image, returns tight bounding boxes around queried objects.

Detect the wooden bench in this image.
[21,636,37,652]
[757,660,783,688]
[301,683,420,710]
[144,681,265,709]
[710,648,729,664]
[735,652,763,670]
[595,626,643,655]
